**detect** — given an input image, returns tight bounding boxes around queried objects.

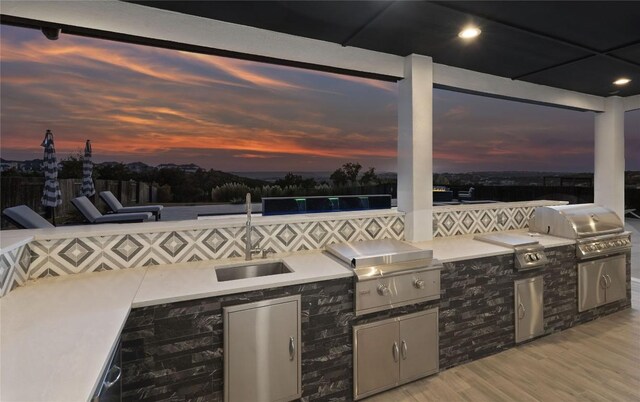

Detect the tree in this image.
[342,162,362,184]
[330,168,348,187]
[94,163,133,181]
[359,167,378,185]
[58,154,83,179]
[275,172,315,188]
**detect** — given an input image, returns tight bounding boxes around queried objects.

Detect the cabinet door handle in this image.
[401,340,408,360]
[518,302,526,320]
[600,275,608,289]
[605,274,612,288]
[103,365,121,390]
[392,342,399,362]
[288,337,295,361]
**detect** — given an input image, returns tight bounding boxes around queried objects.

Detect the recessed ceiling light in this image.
[458,27,481,39]
[613,78,631,85]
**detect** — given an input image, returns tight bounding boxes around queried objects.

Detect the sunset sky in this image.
[1,24,638,173]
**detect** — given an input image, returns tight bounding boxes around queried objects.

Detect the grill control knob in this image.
[534,253,541,261]
[414,279,425,289]
[377,284,390,296]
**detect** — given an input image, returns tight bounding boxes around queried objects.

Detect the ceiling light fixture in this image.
[613,78,631,86]
[458,26,481,39]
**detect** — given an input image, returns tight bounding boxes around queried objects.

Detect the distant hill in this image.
[231,171,398,183]
[204,170,268,188]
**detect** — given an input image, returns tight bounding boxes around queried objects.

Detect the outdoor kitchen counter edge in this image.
[414,229,576,262]
[0,250,353,402]
[0,231,574,402]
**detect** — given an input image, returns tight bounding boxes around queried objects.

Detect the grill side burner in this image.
[474,233,548,270]
[326,239,442,316]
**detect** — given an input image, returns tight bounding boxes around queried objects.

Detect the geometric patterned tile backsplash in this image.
[0,203,555,296]
[0,244,30,297]
[26,214,405,280]
[433,205,535,237]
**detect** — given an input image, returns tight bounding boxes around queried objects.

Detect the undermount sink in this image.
[215,261,293,282]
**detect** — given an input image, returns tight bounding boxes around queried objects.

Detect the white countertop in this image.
[0,231,33,254]
[0,208,402,241]
[0,250,352,401]
[432,199,567,212]
[0,268,147,402]
[0,229,575,401]
[133,251,352,307]
[414,229,575,262]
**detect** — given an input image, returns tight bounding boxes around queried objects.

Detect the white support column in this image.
[398,55,433,242]
[594,96,625,221]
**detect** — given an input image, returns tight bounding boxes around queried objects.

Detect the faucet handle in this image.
[262,249,274,259]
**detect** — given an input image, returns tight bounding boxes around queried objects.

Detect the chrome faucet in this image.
[245,193,263,261]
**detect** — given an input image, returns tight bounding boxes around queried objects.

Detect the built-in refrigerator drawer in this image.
[514,276,544,344]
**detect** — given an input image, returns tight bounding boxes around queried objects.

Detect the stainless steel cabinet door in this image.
[353,320,399,399]
[399,309,439,382]
[578,259,608,312]
[515,276,544,343]
[224,296,301,402]
[603,254,627,304]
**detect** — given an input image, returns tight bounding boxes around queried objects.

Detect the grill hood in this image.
[529,204,623,239]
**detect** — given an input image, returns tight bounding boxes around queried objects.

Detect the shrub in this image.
[211,182,252,202]
[157,184,172,203]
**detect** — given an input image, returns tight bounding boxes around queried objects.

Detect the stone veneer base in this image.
[120,245,631,401]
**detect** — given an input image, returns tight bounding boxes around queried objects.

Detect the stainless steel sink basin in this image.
[215,261,293,282]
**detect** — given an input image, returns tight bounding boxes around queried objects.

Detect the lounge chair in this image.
[2,205,55,229]
[71,196,152,224]
[458,187,475,201]
[99,191,163,221]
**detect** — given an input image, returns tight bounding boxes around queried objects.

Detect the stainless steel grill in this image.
[529,204,631,260]
[326,239,442,316]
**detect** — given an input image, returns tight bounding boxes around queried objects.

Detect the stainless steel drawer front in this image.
[355,269,440,316]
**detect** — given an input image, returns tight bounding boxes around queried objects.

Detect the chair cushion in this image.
[94,212,151,223]
[99,191,124,212]
[119,205,163,214]
[71,196,103,223]
[2,205,54,229]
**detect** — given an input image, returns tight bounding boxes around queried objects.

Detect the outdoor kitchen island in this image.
[0,224,631,401]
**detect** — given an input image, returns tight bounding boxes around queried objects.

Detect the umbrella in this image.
[81,139,95,197]
[41,129,62,224]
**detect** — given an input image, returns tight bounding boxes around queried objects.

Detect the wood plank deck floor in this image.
[367,281,640,402]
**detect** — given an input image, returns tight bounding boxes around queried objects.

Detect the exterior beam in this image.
[624,95,640,111]
[1,0,608,112]
[433,64,605,112]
